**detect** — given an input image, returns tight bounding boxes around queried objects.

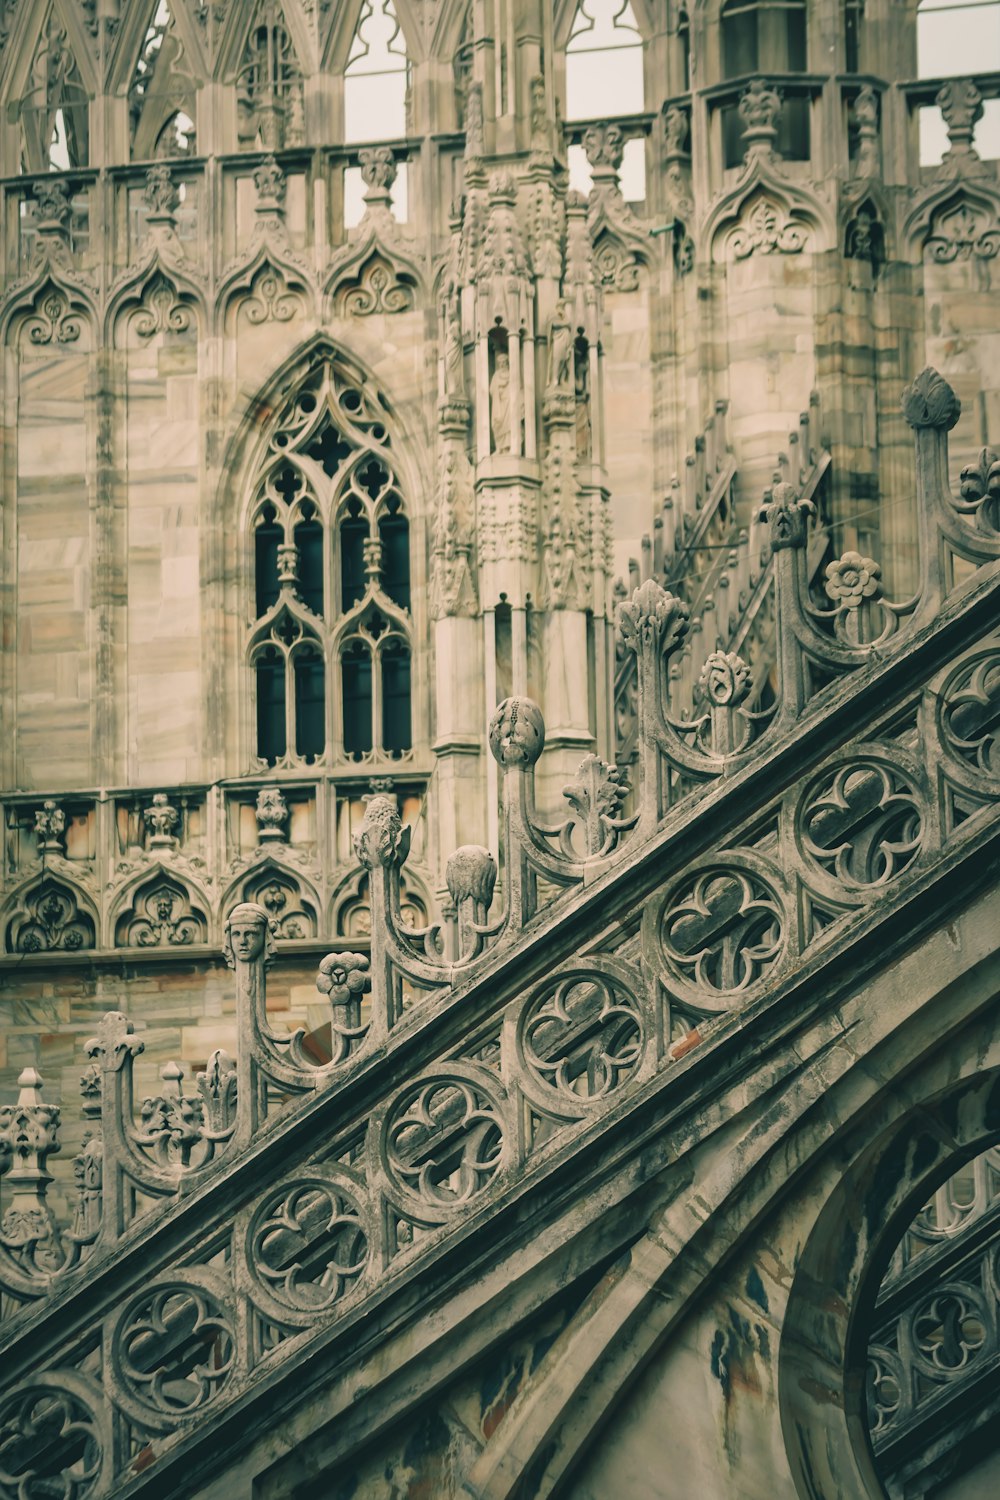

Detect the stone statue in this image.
[575,341,592,460]
[443,297,465,397]
[529,74,550,157]
[490,351,513,452]
[548,304,573,391]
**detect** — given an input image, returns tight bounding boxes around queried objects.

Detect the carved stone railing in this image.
[867,1147,1000,1485]
[2,369,1000,1495]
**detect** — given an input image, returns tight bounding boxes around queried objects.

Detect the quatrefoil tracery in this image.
[658,862,786,1001]
[247,1176,369,1320]
[798,760,924,891]
[111,1278,235,1427]
[376,1068,507,1218]
[939,649,1000,778]
[514,960,647,1117]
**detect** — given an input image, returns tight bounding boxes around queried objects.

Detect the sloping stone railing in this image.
[2,369,1000,1496]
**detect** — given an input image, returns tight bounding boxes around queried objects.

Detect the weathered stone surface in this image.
[2,5,1000,1498]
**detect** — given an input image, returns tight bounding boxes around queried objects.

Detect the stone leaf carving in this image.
[730,198,807,259]
[925,200,1000,263]
[335,252,413,316]
[6,881,96,954]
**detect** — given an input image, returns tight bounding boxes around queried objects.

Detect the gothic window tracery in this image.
[236,0,305,150]
[565,0,644,120]
[247,360,413,768]
[344,0,410,144]
[130,1,198,160]
[565,0,646,200]
[19,14,89,172]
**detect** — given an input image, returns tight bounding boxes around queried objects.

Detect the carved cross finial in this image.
[144,792,179,850]
[354,795,412,870]
[739,78,783,160]
[85,1011,144,1073]
[143,164,180,221]
[34,799,66,855]
[616,579,690,655]
[937,80,985,171]
[253,155,287,218]
[255,787,289,843]
[758,479,815,551]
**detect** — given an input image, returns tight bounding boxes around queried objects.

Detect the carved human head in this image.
[223,902,277,967]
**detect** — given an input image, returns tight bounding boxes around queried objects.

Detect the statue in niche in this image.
[443,296,465,398]
[548,303,573,391]
[464,81,485,161]
[490,350,512,452]
[574,338,592,460]
[530,74,550,157]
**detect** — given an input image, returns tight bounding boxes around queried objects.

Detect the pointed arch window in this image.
[236,0,305,149]
[565,0,645,121]
[130,1,198,159]
[345,0,410,143]
[20,16,90,171]
[247,359,414,768]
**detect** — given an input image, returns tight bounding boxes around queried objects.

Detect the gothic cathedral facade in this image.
[2,2,1000,1497]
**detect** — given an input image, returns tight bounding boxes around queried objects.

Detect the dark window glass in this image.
[845,0,863,71]
[256,647,286,763]
[723,6,757,75]
[379,508,410,610]
[343,643,373,755]
[779,96,809,158]
[306,422,352,477]
[381,643,412,753]
[294,648,325,760]
[678,10,691,90]
[786,7,807,68]
[341,513,368,611]
[722,0,808,79]
[294,516,324,615]
[255,511,281,616]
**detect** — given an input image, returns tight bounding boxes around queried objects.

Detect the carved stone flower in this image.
[316,952,371,1008]
[824,551,882,609]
